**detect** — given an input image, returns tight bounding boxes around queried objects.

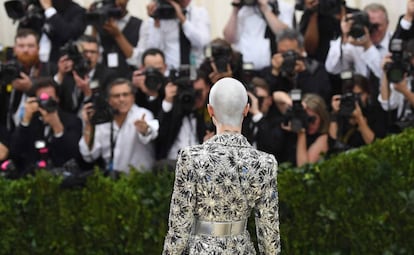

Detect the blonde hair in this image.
[302,93,329,134]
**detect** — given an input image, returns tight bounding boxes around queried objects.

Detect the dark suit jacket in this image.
[156,104,206,160]
[392,15,414,41]
[9,109,82,175]
[58,64,117,114]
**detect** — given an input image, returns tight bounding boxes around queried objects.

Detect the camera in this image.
[0,60,22,85]
[384,39,412,84]
[86,80,114,125]
[295,0,342,16]
[280,50,300,77]
[151,0,178,20]
[60,41,91,78]
[205,42,233,73]
[37,92,58,113]
[4,0,44,31]
[283,89,316,132]
[338,92,361,117]
[169,67,200,114]
[141,67,166,92]
[346,11,377,40]
[86,0,123,27]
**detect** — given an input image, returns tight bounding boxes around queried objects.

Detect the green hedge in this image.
[1,128,414,255]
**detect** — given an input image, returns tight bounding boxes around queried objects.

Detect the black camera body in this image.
[0,60,22,85]
[142,67,166,92]
[169,68,200,114]
[37,93,58,113]
[86,0,123,27]
[60,41,91,78]
[280,50,300,77]
[385,39,412,84]
[295,0,342,16]
[346,11,377,40]
[283,89,315,132]
[87,80,114,125]
[152,0,178,20]
[205,43,233,73]
[4,0,44,32]
[338,92,361,117]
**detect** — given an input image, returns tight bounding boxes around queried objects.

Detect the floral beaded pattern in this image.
[162,133,280,255]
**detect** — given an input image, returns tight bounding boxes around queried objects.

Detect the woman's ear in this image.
[243,104,250,117]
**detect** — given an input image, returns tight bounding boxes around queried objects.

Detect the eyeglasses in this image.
[110,92,132,99]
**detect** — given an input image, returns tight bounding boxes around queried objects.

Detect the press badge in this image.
[107,52,119,68]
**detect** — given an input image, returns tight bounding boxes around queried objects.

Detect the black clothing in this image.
[98,16,142,79]
[18,1,87,63]
[9,109,82,175]
[134,89,164,118]
[260,59,332,105]
[391,15,414,41]
[242,109,286,160]
[58,64,117,114]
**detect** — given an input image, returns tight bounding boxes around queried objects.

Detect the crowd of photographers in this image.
[1,0,414,178]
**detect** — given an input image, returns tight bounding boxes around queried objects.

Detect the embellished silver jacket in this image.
[162,133,280,255]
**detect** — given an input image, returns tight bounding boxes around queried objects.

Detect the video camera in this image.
[37,92,58,113]
[280,50,301,77]
[86,80,114,125]
[0,60,22,85]
[151,0,179,20]
[345,11,378,40]
[338,92,361,117]
[4,0,44,31]
[282,89,316,132]
[205,42,233,73]
[86,0,123,27]
[60,41,91,78]
[295,0,343,16]
[384,38,413,83]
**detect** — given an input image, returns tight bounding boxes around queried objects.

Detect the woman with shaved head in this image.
[163,78,280,254]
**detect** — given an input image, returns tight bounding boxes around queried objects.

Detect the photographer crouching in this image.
[8,77,82,177]
[329,74,388,154]
[79,78,159,174]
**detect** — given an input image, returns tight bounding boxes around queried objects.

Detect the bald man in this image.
[162,78,281,254]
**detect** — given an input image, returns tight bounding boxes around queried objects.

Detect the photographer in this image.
[79,78,159,173]
[140,0,210,69]
[260,28,331,104]
[325,3,391,96]
[298,0,359,63]
[9,77,82,176]
[1,29,56,134]
[89,0,143,79]
[391,0,414,41]
[329,74,388,152]
[156,70,211,162]
[132,48,168,116]
[274,91,329,166]
[56,35,117,117]
[223,0,294,72]
[378,39,414,132]
[242,77,286,160]
[198,38,244,85]
[10,0,87,63]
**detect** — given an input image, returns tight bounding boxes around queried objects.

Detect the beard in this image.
[17,52,39,68]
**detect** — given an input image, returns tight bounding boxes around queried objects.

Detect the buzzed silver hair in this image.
[209,78,248,127]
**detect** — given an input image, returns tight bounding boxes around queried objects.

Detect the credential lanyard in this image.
[108,121,118,172]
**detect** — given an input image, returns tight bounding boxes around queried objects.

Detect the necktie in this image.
[179,10,191,65]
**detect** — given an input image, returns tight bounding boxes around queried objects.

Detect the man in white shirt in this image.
[79,78,159,173]
[223,0,294,71]
[325,3,392,80]
[138,0,211,69]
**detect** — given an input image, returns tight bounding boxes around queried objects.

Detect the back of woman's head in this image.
[209,78,247,127]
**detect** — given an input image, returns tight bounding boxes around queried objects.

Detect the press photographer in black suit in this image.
[9,77,82,176]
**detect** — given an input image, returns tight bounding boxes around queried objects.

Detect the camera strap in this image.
[109,121,118,172]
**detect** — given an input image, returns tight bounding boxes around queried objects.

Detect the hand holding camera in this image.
[406,0,414,21]
[164,82,178,103]
[11,72,32,92]
[247,91,261,116]
[38,0,52,10]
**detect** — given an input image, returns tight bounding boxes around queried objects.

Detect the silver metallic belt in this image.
[193,219,247,236]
